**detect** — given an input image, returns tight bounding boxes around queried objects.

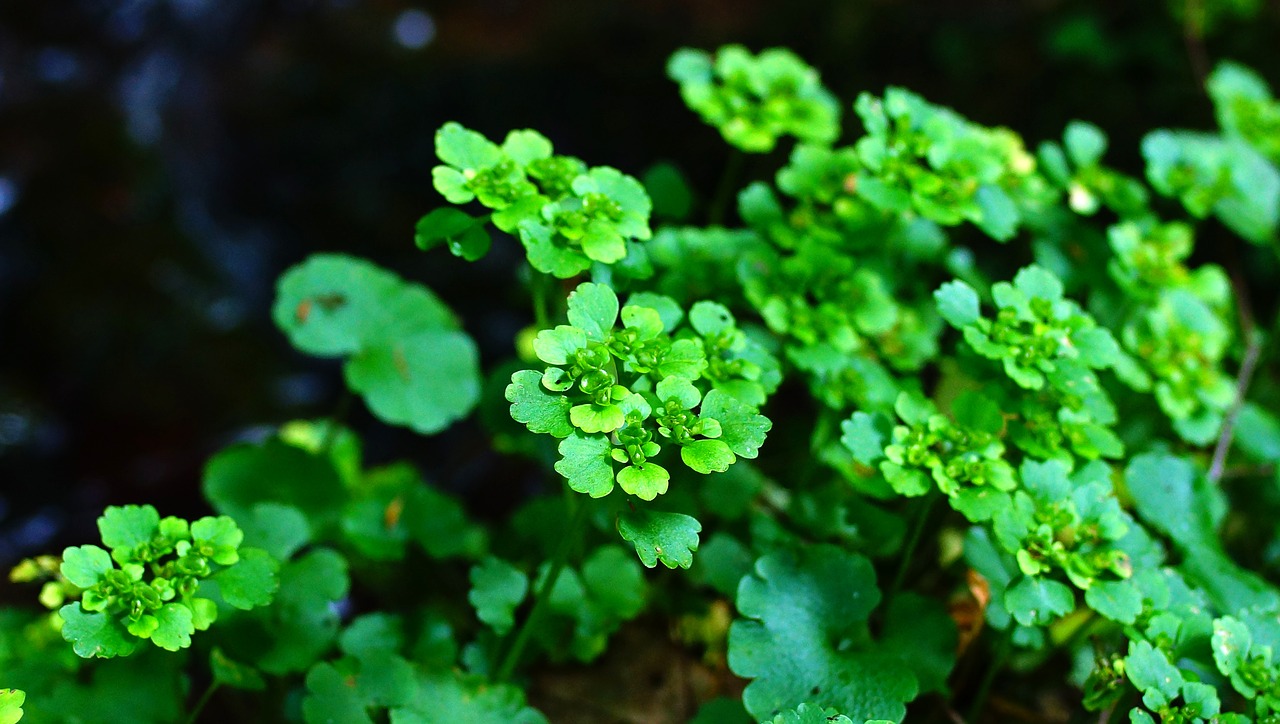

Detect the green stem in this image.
[530,270,554,330]
[494,495,590,682]
[708,149,746,226]
[887,493,938,603]
[967,635,1010,723]
[185,680,221,724]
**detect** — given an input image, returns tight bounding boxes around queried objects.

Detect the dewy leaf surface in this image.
[728,545,920,721]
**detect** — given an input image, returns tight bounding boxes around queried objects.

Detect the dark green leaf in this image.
[616,510,702,569]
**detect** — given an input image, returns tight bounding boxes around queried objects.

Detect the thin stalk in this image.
[708,149,745,226]
[185,680,221,724]
[1209,329,1264,484]
[887,493,939,603]
[530,270,554,330]
[966,635,1011,724]
[494,496,590,682]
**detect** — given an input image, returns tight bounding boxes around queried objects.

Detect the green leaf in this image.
[150,603,195,652]
[274,254,456,358]
[234,548,350,675]
[569,402,625,434]
[340,613,406,661]
[878,594,957,694]
[974,184,1019,241]
[0,689,24,724]
[98,504,161,562]
[934,280,981,329]
[1084,579,1143,625]
[841,412,891,466]
[436,121,503,171]
[61,545,114,589]
[1064,121,1107,167]
[505,369,574,438]
[692,533,754,598]
[616,462,671,500]
[1125,640,1183,708]
[415,208,491,262]
[59,604,139,659]
[700,389,770,459]
[1235,403,1280,461]
[554,432,615,497]
[616,510,702,569]
[1004,576,1074,626]
[621,305,665,339]
[532,326,589,366]
[501,128,553,165]
[203,438,346,525]
[642,162,694,221]
[566,282,620,340]
[391,672,549,724]
[728,545,919,721]
[681,438,736,474]
[210,548,280,610]
[190,516,244,565]
[768,704,854,724]
[657,377,702,409]
[237,503,312,561]
[399,479,486,560]
[303,662,374,724]
[689,301,737,337]
[211,647,267,691]
[469,558,529,635]
[344,329,481,436]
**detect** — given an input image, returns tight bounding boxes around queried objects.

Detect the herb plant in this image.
[6,39,1280,724]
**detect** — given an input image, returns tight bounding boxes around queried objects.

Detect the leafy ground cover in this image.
[6,31,1280,724]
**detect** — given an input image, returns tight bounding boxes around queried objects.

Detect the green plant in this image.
[6,40,1280,724]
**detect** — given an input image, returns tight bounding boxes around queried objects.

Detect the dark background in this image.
[1,0,1278,574]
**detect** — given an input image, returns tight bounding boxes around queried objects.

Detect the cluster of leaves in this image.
[507,281,776,502]
[418,122,653,278]
[667,45,841,153]
[7,41,1280,724]
[40,506,278,659]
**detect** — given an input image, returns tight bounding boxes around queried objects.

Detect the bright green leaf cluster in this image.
[993,460,1133,592]
[667,45,840,153]
[506,282,775,501]
[427,122,653,277]
[273,254,482,435]
[1104,222,1237,444]
[1209,61,1280,166]
[1142,130,1279,245]
[851,87,1050,241]
[1037,120,1151,219]
[843,391,1014,520]
[937,265,1125,460]
[57,505,278,658]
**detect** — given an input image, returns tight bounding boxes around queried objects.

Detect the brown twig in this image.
[1209,330,1264,484]
[1182,0,1210,92]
